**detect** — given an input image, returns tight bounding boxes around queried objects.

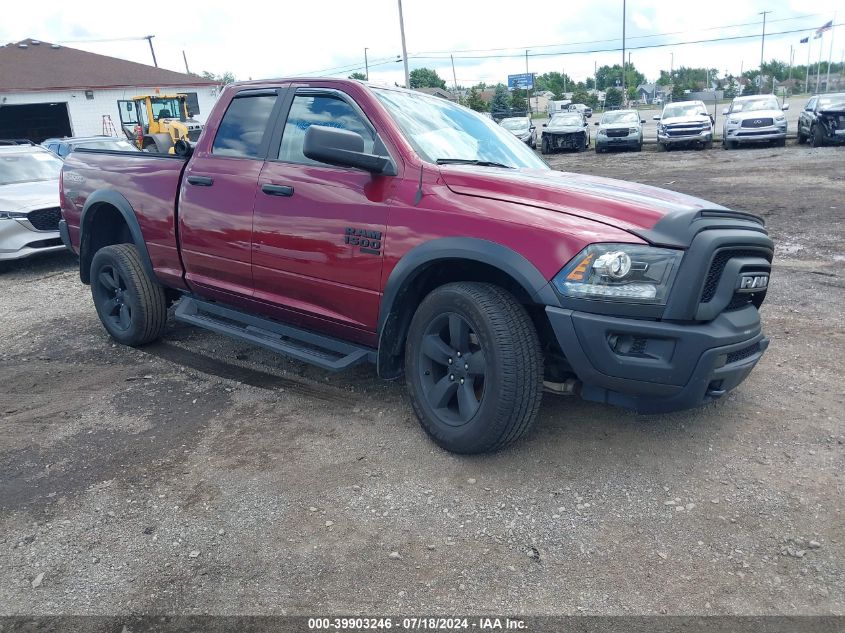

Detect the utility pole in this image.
[759,10,771,90]
[145,35,157,68]
[526,49,532,115]
[622,0,627,104]
[397,0,410,89]
[450,54,459,99]
[364,48,369,80]
[182,50,190,74]
[825,15,837,93]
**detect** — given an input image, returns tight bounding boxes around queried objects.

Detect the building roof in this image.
[0,39,218,93]
[413,87,457,101]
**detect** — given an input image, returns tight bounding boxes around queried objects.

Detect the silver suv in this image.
[722,95,788,149]
[0,145,64,262]
[654,100,713,150]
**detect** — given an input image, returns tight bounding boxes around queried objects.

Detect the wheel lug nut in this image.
[459,378,465,385]
[449,374,455,381]
[457,351,462,358]
[464,363,469,370]
[448,358,453,364]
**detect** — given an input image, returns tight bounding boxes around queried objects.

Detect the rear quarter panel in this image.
[61,151,188,288]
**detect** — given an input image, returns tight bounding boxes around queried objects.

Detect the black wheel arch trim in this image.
[78,189,156,285]
[376,237,559,378]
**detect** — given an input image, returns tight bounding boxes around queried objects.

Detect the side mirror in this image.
[640,119,646,124]
[652,115,661,120]
[782,103,790,111]
[593,122,599,126]
[722,107,729,115]
[174,139,193,157]
[529,125,536,131]
[303,125,393,175]
[542,123,547,127]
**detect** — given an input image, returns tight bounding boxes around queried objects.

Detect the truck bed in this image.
[61,149,189,289]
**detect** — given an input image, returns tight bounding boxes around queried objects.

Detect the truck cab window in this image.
[212,94,277,158]
[278,94,377,165]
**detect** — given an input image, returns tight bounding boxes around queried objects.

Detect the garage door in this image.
[0,102,72,143]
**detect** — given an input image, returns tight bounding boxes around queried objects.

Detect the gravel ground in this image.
[0,142,843,616]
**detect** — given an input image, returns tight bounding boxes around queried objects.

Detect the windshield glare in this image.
[500,118,529,131]
[732,97,779,112]
[0,151,62,186]
[662,104,707,118]
[818,94,845,109]
[374,89,547,169]
[601,111,639,125]
[551,114,583,126]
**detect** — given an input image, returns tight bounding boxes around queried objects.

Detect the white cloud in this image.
[1,0,841,88]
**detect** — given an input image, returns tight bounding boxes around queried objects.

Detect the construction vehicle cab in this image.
[117,94,203,153]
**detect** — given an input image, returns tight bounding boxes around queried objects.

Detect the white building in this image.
[0,39,219,142]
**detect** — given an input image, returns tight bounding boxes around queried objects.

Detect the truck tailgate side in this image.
[61,150,189,289]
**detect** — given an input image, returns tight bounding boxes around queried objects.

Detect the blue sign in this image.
[507,73,534,90]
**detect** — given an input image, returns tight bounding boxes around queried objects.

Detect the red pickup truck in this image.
[59,79,773,454]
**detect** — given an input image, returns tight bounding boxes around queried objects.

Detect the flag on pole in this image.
[814,32,823,39]
[799,36,809,43]
[816,20,833,35]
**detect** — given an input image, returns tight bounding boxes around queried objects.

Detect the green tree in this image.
[627,86,638,102]
[534,71,574,98]
[585,77,595,90]
[510,88,528,113]
[604,87,623,107]
[200,71,236,85]
[571,89,591,106]
[491,84,510,114]
[742,81,759,96]
[348,72,367,80]
[409,67,447,89]
[595,63,645,91]
[671,83,686,100]
[465,87,488,112]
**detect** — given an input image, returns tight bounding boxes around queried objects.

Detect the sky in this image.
[2,0,842,88]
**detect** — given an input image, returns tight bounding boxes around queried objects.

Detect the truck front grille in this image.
[741,118,774,128]
[606,128,629,138]
[27,207,61,231]
[726,343,760,364]
[700,249,767,303]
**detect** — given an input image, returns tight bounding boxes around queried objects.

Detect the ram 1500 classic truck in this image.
[59,79,773,454]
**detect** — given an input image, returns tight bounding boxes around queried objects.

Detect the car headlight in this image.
[553,244,684,304]
[628,127,638,134]
[728,118,740,125]
[598,129,607,136]
[775,115,786,122]
[0,211,28,220]
[656,123,665,133]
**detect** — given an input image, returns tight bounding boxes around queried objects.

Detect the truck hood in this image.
[0,179,60,212]
[439,165,728,243]
[660,114,710,126]
[544,124,585,134]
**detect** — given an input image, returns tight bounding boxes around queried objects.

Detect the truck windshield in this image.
[150,97,185,121]
[601,111,639,124]
[0,151,62,186]
[662,103,707,118]
[373,88,547,170]
[731,97,780,112]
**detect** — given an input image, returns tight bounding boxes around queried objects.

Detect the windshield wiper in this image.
[435,158,513,169]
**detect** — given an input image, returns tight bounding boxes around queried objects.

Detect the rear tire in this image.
[810,124,825,147]
[797,129,806,144]
[657,142,666,152]
[90,244,167,346]
[405,282,543,454]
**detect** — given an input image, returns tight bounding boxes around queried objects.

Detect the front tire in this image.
[90,244,167,346]
[810,124,825,147]
[405,282,543,454]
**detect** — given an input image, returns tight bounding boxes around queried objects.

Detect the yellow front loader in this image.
[116,94,203,153]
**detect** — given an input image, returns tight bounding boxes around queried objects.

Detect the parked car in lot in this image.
[797,92,845,146]
[568,103,592,118]
[41,135,139,159]
[594,109,645,152]
[499,117,536,149]
[721,95,788,149]
[60,78,773,454]
[0,144,64,261]
[654,100,713,151]
[541,112,590,153]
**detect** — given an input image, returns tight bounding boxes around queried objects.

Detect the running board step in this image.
[174,297,376,372]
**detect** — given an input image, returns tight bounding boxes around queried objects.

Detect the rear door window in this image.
[212,92,278,158]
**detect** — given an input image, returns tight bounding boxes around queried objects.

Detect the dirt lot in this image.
[1,142,843,617]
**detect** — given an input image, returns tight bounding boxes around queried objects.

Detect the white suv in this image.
[721,95,788,149]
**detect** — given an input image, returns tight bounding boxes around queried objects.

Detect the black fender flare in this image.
[376,237,559,377]
[78,190,156,284]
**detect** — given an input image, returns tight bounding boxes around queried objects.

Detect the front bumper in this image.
[0,218,65,261]
[597,135,640,149]
[544,132,586,150]
[658,130,712,146]
[726,125,786,143]
[545,304,768,413]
